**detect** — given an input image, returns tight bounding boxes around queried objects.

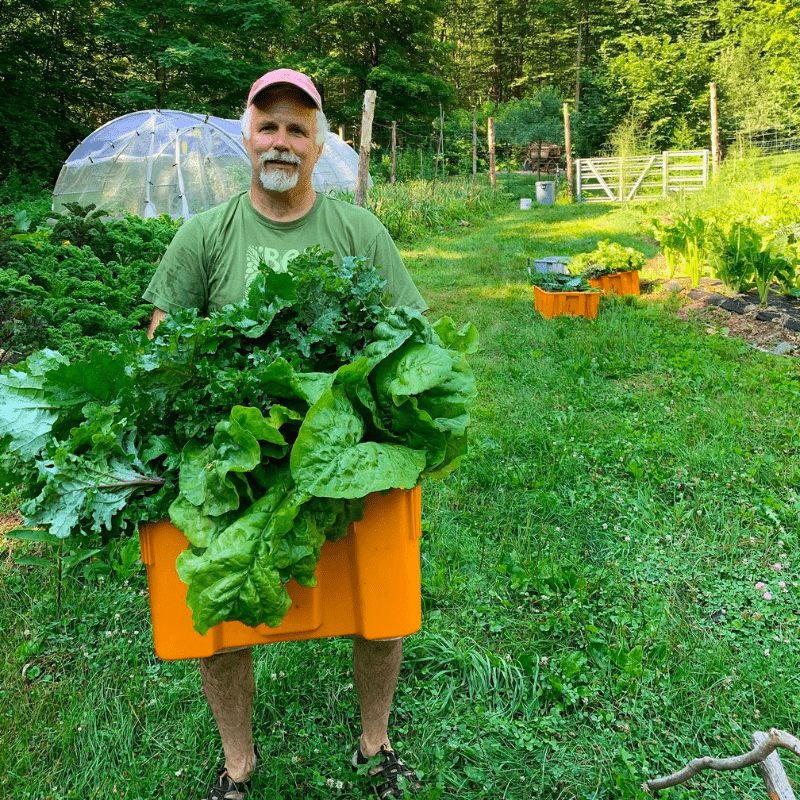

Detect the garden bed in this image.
[642,273,800,356]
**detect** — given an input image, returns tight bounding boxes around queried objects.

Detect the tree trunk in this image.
[487,117,496,191]
[575,9,583,110]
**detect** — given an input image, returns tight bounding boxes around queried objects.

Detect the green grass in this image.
[3,190,800,799]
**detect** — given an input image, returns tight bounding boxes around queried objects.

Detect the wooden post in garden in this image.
[752,731,797,800]
[472,109,477,180]
[438,104,445,183]
[563,101,574,201]
[432,108,442,196]
[390,121,397,184]
[487,117,497,191]
[354,90,376,208]
[710,82,721,178]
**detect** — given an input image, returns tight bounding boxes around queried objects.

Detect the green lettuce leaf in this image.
[290,384,426,498]
[175,465,305,634]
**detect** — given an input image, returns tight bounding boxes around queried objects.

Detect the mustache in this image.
[259,150,301,166]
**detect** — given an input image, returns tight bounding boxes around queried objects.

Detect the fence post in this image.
[472,109,477,180]
[662,151,668,197]
[390,121,397,185]
[575,159,582,202]
[354,90,376,208]
[710,82,721,177]
[487,117,496,191]
[563,102,574,201]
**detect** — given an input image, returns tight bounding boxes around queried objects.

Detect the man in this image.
[143,69,426,800]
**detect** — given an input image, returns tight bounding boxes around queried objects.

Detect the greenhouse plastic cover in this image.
[53,109,369,219]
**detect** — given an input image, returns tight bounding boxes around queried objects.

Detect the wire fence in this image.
[725,127,800,157]
[336,116,547,183]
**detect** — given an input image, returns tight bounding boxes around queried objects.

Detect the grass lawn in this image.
[3,193,800,799]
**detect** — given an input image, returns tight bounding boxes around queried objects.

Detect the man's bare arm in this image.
[147,308,168,340]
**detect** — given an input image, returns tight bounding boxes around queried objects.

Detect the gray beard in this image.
[259,151,300,193]
[259,167,299,193]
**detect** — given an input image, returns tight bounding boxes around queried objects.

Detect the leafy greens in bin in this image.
[0,248,478,634]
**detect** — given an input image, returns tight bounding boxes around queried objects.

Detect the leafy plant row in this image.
[0,203,179,365]
[650,168,800,303]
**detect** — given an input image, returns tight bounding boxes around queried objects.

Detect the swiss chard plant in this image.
[705,220,759,295]
[650,213,707,285]
[569,239,646,280]
[751,239,795,306]
[0,248,478,634]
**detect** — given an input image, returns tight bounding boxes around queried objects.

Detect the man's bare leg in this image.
[352,636,403,756]
[199,648,257,782]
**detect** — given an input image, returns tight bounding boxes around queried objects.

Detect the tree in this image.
[98,0,292,115]
[597,34,714,150]
[0,0,120,181]
[715,0,800,135]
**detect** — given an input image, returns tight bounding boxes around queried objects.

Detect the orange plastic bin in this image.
[140,487,422,660]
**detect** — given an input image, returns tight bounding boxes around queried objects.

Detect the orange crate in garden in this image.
[139,487,422,660]
[588,270,640,296]
[533,285,600,320]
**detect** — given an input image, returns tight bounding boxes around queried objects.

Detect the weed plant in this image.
[4,189,800,799]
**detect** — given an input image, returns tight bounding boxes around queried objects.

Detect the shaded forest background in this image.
[2,0,800,189]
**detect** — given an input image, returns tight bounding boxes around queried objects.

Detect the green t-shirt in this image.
[143,192,427,314]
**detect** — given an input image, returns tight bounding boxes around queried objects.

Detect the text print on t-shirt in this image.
[245,245,301,289]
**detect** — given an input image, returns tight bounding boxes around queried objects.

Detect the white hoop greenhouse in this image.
[53,109,366,219]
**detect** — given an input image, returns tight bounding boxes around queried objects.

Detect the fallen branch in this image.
[645,728,800,794]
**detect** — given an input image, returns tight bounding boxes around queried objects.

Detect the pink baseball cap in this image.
[247,68,322,109]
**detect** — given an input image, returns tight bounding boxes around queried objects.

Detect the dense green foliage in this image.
[0,203,178,363]
[3,0,800,184]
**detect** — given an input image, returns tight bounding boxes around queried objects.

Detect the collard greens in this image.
[0,249,478,634]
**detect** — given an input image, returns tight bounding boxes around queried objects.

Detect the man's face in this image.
[244,88,323,195]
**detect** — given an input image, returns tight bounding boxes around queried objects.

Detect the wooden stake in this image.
[563,102,574,201]
[439,104,445,183]
[432,118,441,195]
[710,82,721,178]
[752,731,797,800]
[390,120,397,184]
[472,109,477,180]
[354,90,377,207]
[487,117,496,191]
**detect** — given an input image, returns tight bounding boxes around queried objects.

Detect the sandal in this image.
[205,768,252,800]
[206,746,259,800]
[351,743,421,799]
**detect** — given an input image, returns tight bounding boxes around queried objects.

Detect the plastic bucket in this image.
[520,198,532,210]
[536,181,555,206]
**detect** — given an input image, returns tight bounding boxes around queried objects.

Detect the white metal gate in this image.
[575,150,709,202]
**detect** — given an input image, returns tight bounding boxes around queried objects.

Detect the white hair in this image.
[241,105,328,146]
